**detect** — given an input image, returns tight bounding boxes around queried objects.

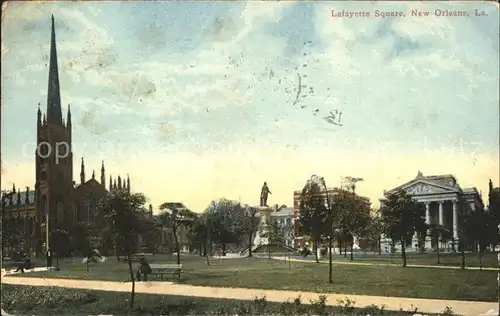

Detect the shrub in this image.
[310,295,328,315]
[362,304,386,316]
[252,295,268,314]
[338,297,356,313]
[2,285,98,311]
[441,306,455,315]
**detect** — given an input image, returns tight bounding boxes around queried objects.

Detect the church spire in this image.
[37,103,42,125]
[46,15,63,125]
[80,157,85,184]
[101,161,105,187]
[127,174,130,193]
[67,104,72,127]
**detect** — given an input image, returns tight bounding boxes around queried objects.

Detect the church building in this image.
[1,16,132,257]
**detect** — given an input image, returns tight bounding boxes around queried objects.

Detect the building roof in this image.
[272,207,294,217]
[1,190,36,206]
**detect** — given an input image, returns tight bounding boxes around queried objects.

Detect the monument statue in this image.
[260,182,271,207]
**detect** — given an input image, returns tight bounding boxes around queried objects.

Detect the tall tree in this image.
[50,229,69,270]
[187,215,205,255]
[380,189,427,267]
[366,210,384,255]
[100,190,147,309]
[428,224,451,264]
[297,177,329,263]
[205,199,247,255]
[243,205,260,257]
[331,188,370,261]
[487,179,500,248]
[158,202,197,265]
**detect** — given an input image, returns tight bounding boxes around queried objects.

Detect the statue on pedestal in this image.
[260,182,271,207]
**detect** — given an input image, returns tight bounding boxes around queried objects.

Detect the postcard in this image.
[1,1,499,315]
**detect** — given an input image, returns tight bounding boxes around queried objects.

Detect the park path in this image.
[1,274,496,316]
[271,256,498,271]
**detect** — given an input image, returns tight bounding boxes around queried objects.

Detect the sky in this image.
[1,1,499,212]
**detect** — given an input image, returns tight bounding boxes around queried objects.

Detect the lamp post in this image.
[497,224,500,316]
[319,177,333,284]
[45,211,50,251]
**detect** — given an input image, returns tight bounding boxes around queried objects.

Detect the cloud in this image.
[2,1,498,212]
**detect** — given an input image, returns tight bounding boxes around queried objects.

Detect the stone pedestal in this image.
[253,206,274,246]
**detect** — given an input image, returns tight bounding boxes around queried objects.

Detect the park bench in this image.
[121,254,144,262]
[149,263,182,281]
[3,261,33,274]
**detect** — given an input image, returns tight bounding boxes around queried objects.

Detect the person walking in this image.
[45,248,52,268]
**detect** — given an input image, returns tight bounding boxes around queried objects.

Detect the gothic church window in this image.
[57,201,64,224]
[87,195,97,223]
[87,197,92,222]
[41,195,47,214]
[73,203,78,222]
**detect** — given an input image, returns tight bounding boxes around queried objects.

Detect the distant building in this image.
[270,207,294,247]
[1,16,132,257]
[380,171,484,252]
[292,187,371,250]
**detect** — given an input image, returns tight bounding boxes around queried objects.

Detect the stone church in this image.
[1,16,133,257]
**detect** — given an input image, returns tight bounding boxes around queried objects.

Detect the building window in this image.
[57,201,64,223]
[73,203,78,222]
[87,197,92,222]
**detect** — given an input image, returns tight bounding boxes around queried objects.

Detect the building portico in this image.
[380,172,484,252]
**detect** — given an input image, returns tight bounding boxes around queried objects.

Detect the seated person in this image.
[136,257,152,281]
[14,258,31,274]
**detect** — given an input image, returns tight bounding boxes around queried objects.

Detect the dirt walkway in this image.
[272,256,497,271]
[2,275,496,316]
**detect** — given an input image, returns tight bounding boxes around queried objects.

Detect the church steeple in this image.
[37,103,42,125]
[46,15,63,125]
[127,174,130,193]
[67,104,72,127]
[80,157,85,184]
[101,161,105,187]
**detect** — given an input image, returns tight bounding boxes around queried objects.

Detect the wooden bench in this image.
[3,261,33,274]
[121,255,144,262]
[149,264,182,281]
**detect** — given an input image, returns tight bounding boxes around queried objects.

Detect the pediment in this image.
[387,180,458,196]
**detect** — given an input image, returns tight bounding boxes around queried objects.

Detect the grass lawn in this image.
[12,254,496,302]
[309,252,498,268]
[1,284,441,315]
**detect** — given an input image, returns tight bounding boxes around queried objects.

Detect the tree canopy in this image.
[380,189,426,267]
[297,177,329,262]
[205,199,247,252]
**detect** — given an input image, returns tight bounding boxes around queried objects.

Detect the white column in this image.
[438,201,444,226]
[452,200,458,239]
[425,202,431,225]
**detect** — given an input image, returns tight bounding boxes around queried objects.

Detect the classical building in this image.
[1,16,132,257]
[293,187,371,250]
[380,171,484,252]
[270,206,294,247]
